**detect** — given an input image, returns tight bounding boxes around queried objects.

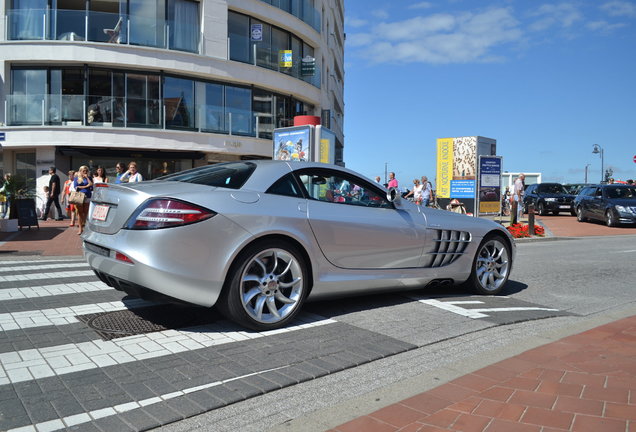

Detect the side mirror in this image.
[387,187,401,204]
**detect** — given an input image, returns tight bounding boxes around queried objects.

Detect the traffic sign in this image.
[633,154,636,163]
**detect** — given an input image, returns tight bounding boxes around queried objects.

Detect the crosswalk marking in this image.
[0,263,89,273]
[0,270,96,282]
[0,281,109,300]
[0,313,335,385]
[0,298,153,331]
[419,299,561,319]
[6,365,290,432]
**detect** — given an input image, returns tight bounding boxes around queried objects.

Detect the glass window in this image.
[8,0,47,40]
[202,82,225,133]
[129,0,165,48]
[266,174,304,198]
[53,0,86,41]
[252,19,272,69]
[15,152,37,194]
[164,76,195,129]
[291,36,302,78]
[88,69,113,124]
[229,11,250,63]
[160,162,256,189]
[127,73,161,128]
[253,89,273,140]
[88,0,126,43]
[168,0,199,52]
[49,68,84,124]
[10,68,46,125]
[297,170,391,208]
[271,27,290,73]
[226,86,252,136]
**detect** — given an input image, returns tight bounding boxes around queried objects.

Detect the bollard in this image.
[528,203,535,235]
[510,200,518,225]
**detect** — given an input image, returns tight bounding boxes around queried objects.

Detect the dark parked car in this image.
[523,183,576,216]
[564,183,593,195]
[574,184,636,226]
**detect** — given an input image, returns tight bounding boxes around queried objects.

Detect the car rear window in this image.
[158,162,256,189]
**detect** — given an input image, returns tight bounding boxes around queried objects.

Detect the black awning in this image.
[57,147,205,160]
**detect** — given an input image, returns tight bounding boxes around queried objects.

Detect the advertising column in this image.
[477,156,503,215]
[273,126,312,161]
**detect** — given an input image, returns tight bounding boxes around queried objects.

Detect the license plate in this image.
[559,205,570,209]
[92,204,110,221]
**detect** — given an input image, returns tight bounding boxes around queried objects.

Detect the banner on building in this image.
[279,50,293,68]
[436,138,454,198]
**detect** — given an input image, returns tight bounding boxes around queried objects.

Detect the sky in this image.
[342,0,636,188]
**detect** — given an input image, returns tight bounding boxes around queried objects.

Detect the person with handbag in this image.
[63,170,77,226]
[72,165,93,235]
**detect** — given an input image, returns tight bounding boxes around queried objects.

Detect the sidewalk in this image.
[330,314,636,432]
[0,218,83,256]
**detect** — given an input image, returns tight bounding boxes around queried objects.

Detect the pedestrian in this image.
[114,162,127,183]
[375,176,381,184]
[0,173,13,219]
[74,165,93,235]
[405,179,423,204]
[387,172,398,190]
[41,166,64,221]
[63,170,76,226]
[120,161,143,183]
[513,173,525,222]
[421,176,433,207]
[92,166,109,184]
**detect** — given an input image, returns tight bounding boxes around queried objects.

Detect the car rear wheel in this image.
[218,240,308,331]
[606,210,617,227]
[576,207,587,222]
[464,234,511,295]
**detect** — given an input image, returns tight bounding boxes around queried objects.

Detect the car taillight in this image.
[125,199,216,230]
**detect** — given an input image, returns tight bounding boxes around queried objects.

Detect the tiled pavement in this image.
[0,217,635,432]
[330,315,636,432]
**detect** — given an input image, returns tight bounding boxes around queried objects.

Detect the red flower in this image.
[506,223,544,238]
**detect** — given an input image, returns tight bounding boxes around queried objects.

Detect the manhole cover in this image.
[77,304,213,340]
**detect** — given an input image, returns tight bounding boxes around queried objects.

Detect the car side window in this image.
[266,174,304,198]
[296,169,391,208]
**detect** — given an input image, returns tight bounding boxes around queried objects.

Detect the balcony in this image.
[5,8,200,53]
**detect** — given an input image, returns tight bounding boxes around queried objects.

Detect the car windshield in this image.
[605,187,636,199]
[158,162,256,189]
[537,184,567,194]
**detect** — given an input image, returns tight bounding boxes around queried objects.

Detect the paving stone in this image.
[164,395,207,419]
[118,407,160,431]
[259,369,300,388]
[0,397,30,431]
[141,404,184,425]
[93,413,137,432]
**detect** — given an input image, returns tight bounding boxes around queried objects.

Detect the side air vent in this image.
[425,230,472,268]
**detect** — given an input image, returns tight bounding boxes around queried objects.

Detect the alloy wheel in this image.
[474,238,510,293]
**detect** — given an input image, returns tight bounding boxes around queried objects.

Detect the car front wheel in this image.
[606,210,617,227]
[218,240,308,331]
[464,234,511,295]
[538,202,548,216]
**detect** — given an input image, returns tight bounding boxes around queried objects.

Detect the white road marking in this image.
[0,298,153,331]
[419,299,560,319]
[0,270,96,282]
[0,263,89,273]
[0,313,336,385]
[0,281,109,301]
[6,365,290,432]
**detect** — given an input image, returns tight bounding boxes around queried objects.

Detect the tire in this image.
[576,207,587,222]
[464,234,511,295]
[538,202,548,216]
[570,209,576,216]
[553,211,560,216]
[217,239,309,331]
[606,210,617,227]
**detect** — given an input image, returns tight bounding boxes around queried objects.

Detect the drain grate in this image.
[77,304,214,341]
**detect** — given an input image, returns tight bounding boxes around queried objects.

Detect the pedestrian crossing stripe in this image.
[0,270,95,282]
[0,262,89,273]
[0,281,109,300]
[418,298,560,319]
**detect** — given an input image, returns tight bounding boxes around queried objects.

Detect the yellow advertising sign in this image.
[320,139,330,163]
[279,50,293,68]
[436,138,454,198]
[479,201,500,213]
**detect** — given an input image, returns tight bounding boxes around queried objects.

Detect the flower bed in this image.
[506,223,545,238]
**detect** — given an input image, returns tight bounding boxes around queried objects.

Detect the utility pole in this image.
[584,164,590,183]
[384,163,387,185]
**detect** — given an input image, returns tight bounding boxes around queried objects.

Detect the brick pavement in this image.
[330,315,636,432]
[0,219,83,256]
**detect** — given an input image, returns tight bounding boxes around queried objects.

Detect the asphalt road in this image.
[0,234,634,432]
[152,235,636,432]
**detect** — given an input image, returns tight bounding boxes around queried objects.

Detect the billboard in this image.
[315,126,335,164]
[478,156,502,215]
[436,138,454,199]
[273,126,312,161]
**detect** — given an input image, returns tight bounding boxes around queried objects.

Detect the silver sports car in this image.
[84,161,515,330]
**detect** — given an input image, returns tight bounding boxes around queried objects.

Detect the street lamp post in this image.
[584,163,591,183]
[592,144,604,183]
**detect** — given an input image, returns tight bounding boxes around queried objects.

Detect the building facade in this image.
[0,0,344,203]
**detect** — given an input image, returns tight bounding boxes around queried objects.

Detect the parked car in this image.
[523,183,576,216]
[564,183,593,195]
[574,184,636,226]
[83,161,516,331]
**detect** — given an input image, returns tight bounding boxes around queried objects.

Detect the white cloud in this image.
[600,0,636,17]
[586,20,627,31]
[371,9,389,20]
[408,2,433,10]
[347,7,522,65]
[528,3,583,31]
[345,17,368,29]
